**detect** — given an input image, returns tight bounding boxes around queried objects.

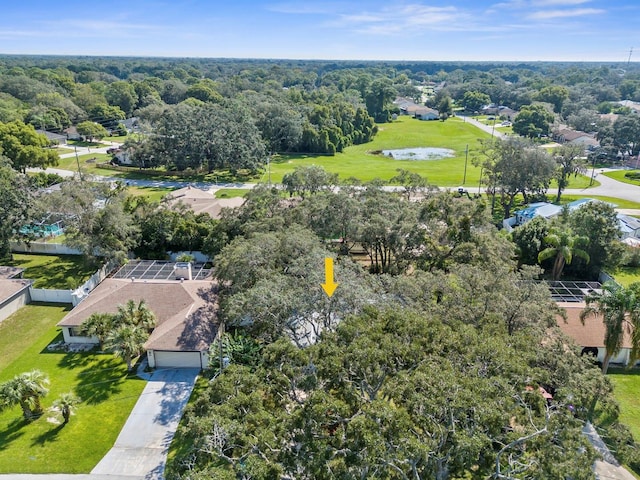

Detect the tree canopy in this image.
[0,120,58,173]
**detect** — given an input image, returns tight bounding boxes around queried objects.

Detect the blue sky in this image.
[0,0,637,62]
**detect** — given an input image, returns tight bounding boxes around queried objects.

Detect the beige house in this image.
[556,302,633,365]
[57,277,217,369]
[164,186,244,219]
[552,128,599,149]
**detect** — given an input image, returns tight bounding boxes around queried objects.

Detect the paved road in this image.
[458,115,506,138]
[57,142,120,159]
[90,368,199,479]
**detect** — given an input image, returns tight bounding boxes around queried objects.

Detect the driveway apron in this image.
[90,368,199,479]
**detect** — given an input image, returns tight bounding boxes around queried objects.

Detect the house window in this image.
[69,327,84,337]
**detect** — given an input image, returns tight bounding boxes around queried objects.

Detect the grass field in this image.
[261,116,488,185]
[215,188,251,198]
[55,153,113,177]
[0,304,146,473]
[8,254,97,289]
[604,169,640,187]
[126,185,175,203]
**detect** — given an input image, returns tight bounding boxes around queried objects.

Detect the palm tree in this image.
[581,282,640,374]
[52,392,81,425]
[105,324,149,371]
[0,370,49,420]
[80,312,115,350]
[537,229,590,280]
[116,299,156,332]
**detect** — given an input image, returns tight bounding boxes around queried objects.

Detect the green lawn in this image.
[556,195,640,210]
[215,188,251,199]
[55,147,75,155]
[127,185,175,203]
[261,116,490,185]
[66,140,108,148]
[8,254,97,289]
[0,304,146,473]
[609,369,640,441]
[609,267,640,287]
[55,153,113,177]
[604,169,640,187]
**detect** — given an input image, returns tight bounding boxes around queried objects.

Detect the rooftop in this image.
[57,277,217,352]
[556,302,632,349]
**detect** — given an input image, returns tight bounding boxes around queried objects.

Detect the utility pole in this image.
[74,145,83,181]
[628,47,634,66]
[462,144,469,184]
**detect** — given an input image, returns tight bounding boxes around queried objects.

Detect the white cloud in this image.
[330,4,474,35]
[528,7,604,19]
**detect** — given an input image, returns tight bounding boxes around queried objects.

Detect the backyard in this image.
[7,254,98,289]
[0,304,146,473]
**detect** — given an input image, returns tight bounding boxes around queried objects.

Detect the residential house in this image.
[164,186,245,220]
[107,147,133,165]
[618,100,640,114]
[36,129,67,145]
[505,199,597,231]
[617,214,640,239]
[118,117,140,133]
[556,302,633,366]
[393,97,439,120]
[482,105,518,121]
[0,268,31,324]
[552,128,599,150]
[414,107,439,121]
[64,126,81,140]
[57,276,217,369]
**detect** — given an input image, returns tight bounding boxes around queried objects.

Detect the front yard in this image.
[0,303,146,473]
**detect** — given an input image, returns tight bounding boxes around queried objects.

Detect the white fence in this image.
[28,261,117,307]
[71,260,117,305]
[11,241,82,256]
[30,288,74,304]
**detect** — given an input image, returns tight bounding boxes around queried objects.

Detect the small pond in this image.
[382,147,455,161]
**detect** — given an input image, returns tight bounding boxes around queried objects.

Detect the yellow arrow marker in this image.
[321,257,339,297]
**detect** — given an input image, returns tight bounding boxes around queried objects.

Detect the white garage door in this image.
[154,351,202,369]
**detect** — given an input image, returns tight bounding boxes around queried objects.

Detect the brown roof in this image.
[0,279,31,304]
[556,302,633,349]
[57,278,217,352]
[164,186,245,219]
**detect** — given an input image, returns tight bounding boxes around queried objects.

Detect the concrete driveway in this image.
[90,368,199,479]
